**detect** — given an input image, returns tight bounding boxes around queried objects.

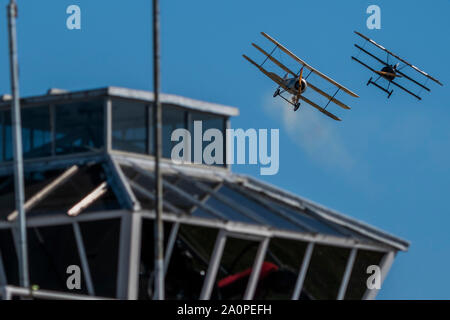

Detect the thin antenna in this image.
[152,0,164,300]
[7,0,29,288]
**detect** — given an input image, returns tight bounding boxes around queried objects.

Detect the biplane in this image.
[352,31,443,100]
[243,32,359,121]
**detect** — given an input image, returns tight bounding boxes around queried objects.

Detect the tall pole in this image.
[7,0,29,288]
[152,0,164,300]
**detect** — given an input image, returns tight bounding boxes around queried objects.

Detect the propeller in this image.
[298,66,304,92]
[294,66,304,104]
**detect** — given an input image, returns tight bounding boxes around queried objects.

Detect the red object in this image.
[218,262,279,288]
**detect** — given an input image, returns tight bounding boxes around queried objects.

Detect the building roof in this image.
[113,154,410,252]
[0,86,240,117]
[0,85,408,252]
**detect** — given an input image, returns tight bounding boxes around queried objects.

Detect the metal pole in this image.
[243,237,269,300]
[72,222,95,296]
[152,0,164,300]
[7,0,29,289]
[337,247,357,300]
[291,242,314,300]
[200,230,227,300]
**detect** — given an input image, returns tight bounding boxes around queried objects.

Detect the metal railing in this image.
[0,285,114,300]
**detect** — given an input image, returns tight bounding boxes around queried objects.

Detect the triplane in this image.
[352,31,443,100]
[243,32,359,121]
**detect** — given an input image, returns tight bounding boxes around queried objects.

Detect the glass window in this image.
[216,185,304,232]
[242,188,350,237]
[55,99,104,155]
[27,225,85,293]
[0,175,15,221]
[200,196,257,224]
[137,223,219,300]
[190,112,226,166]
[138,220,176,299]
[1,164,120,220]
[303,244,351,300]
[2,110,13,161]
[112,99,149,154]
[163,105,186,159]
[22,106,52,159]
[79,219,120,298]
[256,239,309,300]
[25,164,121,216]
[214,237,259,300]
[120,164,156,210]
[0,111,3,162]
[270,203,344,236]
[1,107,52,161]
[0,229,19,286]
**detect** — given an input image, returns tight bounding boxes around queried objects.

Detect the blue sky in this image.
[0,0,449,299]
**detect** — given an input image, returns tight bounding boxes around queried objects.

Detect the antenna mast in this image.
[7,0,29,289]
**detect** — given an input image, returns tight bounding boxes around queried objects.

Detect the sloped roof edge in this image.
[240,174,410,252]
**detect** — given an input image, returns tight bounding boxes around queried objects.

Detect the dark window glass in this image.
[22,106,52,159]
[165,225,218,300]
[163,105,186,159]
[303,244,351,300]
[138,220,174,299]
[0,164,121,221]
[0,175,14,221]
[27,225,85,293]
[256,239,309,300]
[0,111,3,162]
[137,223,218,300]
[189,112,226,166]
[0,229,19,286]
[25,164,121,216]
[79,219,120,298]
[55,100,103,155]
[214,237,259,300]
[2,110,13,161]
[112,99,148,154]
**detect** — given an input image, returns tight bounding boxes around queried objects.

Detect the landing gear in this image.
[366,77,373,86]
[273,88,280,97]
[294,103,300,111]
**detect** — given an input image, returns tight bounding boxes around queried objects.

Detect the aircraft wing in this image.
[261,32,359,98]
[243,54,347,117]
[251,43,297,77]
[242,54,293,93]
[297,95,341,121]
[354,31,443,86]
[307,83,350,110]
[354,43,429,92]
[252,43,350,110]
[390,79,422,100]
[351,56,421,100]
